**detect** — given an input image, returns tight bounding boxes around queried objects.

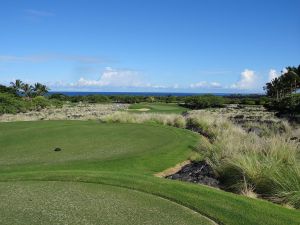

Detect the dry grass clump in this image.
[0,103,128,122]
[101,112,186,128]
[189,111,300,208]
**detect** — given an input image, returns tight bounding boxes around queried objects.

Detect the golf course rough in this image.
[0,120,299,225]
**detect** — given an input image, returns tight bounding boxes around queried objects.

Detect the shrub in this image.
[184,95,225,109]
[32,96,50,110]
[0,93,63,115]
[265,94,300,115]
[0,93,28,114]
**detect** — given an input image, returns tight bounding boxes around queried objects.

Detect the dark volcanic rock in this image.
[248,127,263,136]
[166,161,219,188]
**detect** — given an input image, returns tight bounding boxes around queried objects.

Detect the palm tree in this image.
[10,79,23,95]
[33,83,50,96]
[21,83,33,98]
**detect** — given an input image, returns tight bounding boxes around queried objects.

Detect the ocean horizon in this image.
[49,91,263,97]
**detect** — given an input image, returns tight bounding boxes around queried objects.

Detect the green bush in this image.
[0,93,63,115]
[0,93,27,114]
[266,94,300,115]
[184,95,224,109]
[32,96,51,110]
[83,95,110,103]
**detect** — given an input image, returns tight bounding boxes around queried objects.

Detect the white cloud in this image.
[71,67,185,89]
[173,84,179,89]
[231,69,257,89]
[190,81,221,88]
[268,69,279,81]
[73,67,145,88]
[282,68,288,74]
[210,82,222,88]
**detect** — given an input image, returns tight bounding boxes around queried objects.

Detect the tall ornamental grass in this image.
[189,111,300,208]
[101,112,186,128]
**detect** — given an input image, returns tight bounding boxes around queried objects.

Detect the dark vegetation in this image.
[0,80,62,115]
[264,65,300,116]
[49,93,269,107]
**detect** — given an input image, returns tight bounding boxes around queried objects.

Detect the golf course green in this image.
[128,103,188,114]
[0,121,299,225]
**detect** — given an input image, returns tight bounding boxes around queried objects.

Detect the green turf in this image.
[0,181,211,225]
[128,103,188,114]
[0,121,299,225]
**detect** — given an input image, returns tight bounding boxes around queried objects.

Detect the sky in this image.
[0,0,299,93]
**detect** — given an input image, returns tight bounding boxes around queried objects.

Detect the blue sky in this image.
[0,0,299,93]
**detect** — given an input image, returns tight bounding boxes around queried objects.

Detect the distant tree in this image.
[264,65,300,100]
[165,95,176,103]
[146,96,155,103]
[0,84,16,95]
[21,83,33,98]
[10,79,23,95]
[33,83,50,96]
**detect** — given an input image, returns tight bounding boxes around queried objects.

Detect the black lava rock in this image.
[166,161,219,188]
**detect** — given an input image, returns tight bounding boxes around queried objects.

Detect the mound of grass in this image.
[102,112,186,128]
[0,121,299,225]
[128,103,188,114]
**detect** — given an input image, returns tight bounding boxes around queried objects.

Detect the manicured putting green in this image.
[0,181,213,225]
[128,103,188,114]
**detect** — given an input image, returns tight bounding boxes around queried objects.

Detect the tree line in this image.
[9,79,50,98]
[0,80,57,115]
[264,65,300,115]
[264,66,300,100]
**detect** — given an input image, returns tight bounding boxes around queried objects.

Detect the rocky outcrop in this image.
[166,161,220,188]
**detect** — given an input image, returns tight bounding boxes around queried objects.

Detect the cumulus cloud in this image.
[231,69,257,89]
[282,68,288,74]
[190,81,221,88]
[73,67,146,88]
[268,69,279,81]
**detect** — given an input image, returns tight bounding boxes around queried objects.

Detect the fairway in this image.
[128,103,188,114]
[0,121,191,170]
[0,121,299,225]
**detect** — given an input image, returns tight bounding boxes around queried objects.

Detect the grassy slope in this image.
[128,103,188,114]
[0,121,299,225]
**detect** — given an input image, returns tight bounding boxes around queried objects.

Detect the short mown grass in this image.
[128,102,188,114]
[0,121,299,225]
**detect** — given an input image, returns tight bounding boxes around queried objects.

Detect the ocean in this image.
[49,92,250,97]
